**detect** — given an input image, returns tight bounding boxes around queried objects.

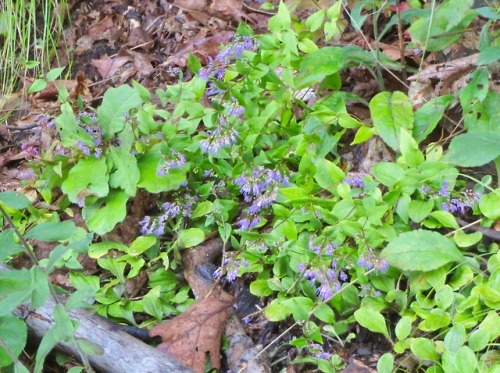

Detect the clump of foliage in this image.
[1,1,500,372]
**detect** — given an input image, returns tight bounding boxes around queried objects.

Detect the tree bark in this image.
[0,264,194,373]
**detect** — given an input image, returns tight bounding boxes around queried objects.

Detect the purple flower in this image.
[439,180,450,198]
[343,172,366,188]
[157,150,186,176]
[317,284,333,301]
[76,140,91,156]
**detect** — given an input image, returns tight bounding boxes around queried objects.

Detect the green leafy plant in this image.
[3,1,500,372]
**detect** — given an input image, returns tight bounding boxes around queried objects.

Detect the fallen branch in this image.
[0,263,194,373]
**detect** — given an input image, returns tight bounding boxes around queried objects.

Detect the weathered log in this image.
[0,264,194,373]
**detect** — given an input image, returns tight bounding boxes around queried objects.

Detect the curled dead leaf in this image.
[150,290,234,373]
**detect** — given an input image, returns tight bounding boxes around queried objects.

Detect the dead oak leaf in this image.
[150,291,234,373]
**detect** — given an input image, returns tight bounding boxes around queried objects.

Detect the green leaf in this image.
[0,191,31,209]
[176,228,205,249]
[298,47,344,86]
[429,211,459,229]
[0,316,27,368]
[191,201,213,219]
[444,324,466,353]
[25,221,78,242]
[142,286,163,321]
[373,162,404,186]
[314,158,344,190]
[61,156,109,203]
[413,95,453,143]
[137,145,186,193]
[282,297,313,322]
[455,346,477,372]
[109,146,140,196]
[313,303,335,324]
[268,1,291,33]
[306,10,325,32]
[418,309,451,331]
[479,191,500,219]
[400,128,424,167]
[377,353,394,373]
[381,230,464,271]
[0,229,24,262]
[410,338,438,362]
[445,131,500,167]
[468,329,489,351]
[97,85,142,138]
[28,79,47,93]
[30,267,50,309]
[435,285,454,310]
[478,46,500,65]
[354,307,389,338]
[82,190,129,235]
[0,269,32,317]
[265,299,291,321]
[46,66,66,81]
[370,91,414,152]
[453,230,482,248]
[250,279,273,297]
[128,236,156,256]
[395,316,413,341]
[408,200,434,223]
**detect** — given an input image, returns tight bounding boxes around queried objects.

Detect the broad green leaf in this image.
[306,10,325,32]
[479,191,500,220]
[354,307,389,338]
[373,162,404,186]
[28,79,47,93]
[444,325,466,353]
[46,66,66,81]
[313,304,335,324]
[109,146,140,196]
[395,316,413,341]
[97,85,142,137]
[418,309,451,331]
[478,46,500,65]
[282,297,313,322]
[142,286,163,321]
[410,338,439,362]
[88,241,128,258]
[377,353,394,373]
[250,279,273,297]
[435,285,454,310]
[370,91,414,152]
[0,269,32,317]
[25,221,78,242]
[400,128,424,167]
[413,95,453,143]
[408,200,434,223]
[468,329,489,351]
[0,316,27,368]
[176,228,205,249]
[128,236,156,256]
[429,211,459,229]
[268,1,291,33]
[298,47,344,86]
[445,131,500,167]
[191,201,213,219]
[61,156,109,203]
[265,299,291,321]
[30,267,50,309]
[83,190,128,235]
[0,229,24,262]
[381,230,464,271]
[455,346,477,372]
[137,145,186,193]
[0,191,31,209]
[55,103,93,147]
[314,158,344,190]
[453,230,482,248]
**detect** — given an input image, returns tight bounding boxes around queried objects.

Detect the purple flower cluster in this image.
[343,172,366,188]
[357,249,389,273]
[199,35,255,82]
[234,167,288,230]
[76,112,104,158]
[301,260,345,301]
[308,343,332,360]
[200,104,245,155]
[213,255,249,283]
[34,113,55,127]
[139,193,199,236]
[157,150,186,176]
[308,236,338,256]
[20,143,40,159]
[442,189,481,214]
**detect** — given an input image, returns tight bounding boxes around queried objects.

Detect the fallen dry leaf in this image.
[150,290,234,373]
